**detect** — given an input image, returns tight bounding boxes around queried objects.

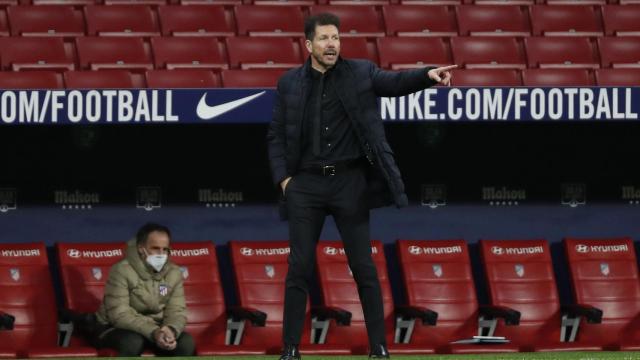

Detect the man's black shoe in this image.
[369,344,390,359]
[279,344,301,360]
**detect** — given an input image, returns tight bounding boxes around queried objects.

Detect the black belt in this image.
[301,158,364,176]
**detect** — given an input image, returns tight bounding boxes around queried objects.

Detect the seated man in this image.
[93,223,195,356]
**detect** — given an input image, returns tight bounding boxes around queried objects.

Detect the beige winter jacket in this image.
[96,239,186,340]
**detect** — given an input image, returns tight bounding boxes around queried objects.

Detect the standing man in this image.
[267,12,456,360]
[93,223,195,356]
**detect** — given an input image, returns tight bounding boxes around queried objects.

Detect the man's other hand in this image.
[428,65,458,86]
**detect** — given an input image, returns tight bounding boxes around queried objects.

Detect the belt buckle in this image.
[323,165,336,176]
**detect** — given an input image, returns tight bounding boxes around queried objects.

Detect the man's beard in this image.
[312,51,336,70]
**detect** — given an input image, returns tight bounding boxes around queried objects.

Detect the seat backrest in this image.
[147,69,220,88]
[0,243,59,350]
[226,37,301,69]
[220,69,284,88]
[397,239,479,346]
[456,5,531,36]
[530,5,603,36]
[169,241,227,346]
[315,240,393,353]
[310,5,385,37]
[479,239,562,346]
[158,5,234,36]
[602,5,640,36]
[524,37,599,69]
[0,71,64,89]
[64,70,137,88]
[56,242,127,313]
[382,5,458,37]
[8,5,85,36]
[595,68,640,86]
[151,37,227,70]
[597,37,640,68]
[84,5,159,36]
[76,36,153,71]
[521,68,595,86]
[234,5,304,36]
[229,240,308,351]
[451,69,522,86]
[564,237,640,346]
[377,37,452,69]
[451,36,527,69]
[0,37,74,71]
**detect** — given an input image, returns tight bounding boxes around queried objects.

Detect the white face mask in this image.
[143,249,168,272]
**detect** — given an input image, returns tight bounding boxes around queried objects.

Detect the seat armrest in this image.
[395,305,438,326]
[0,311,15,330]
[227,307,267,326]
[311,306,352,326]
[561,304,603,324]
[479,305,521,325]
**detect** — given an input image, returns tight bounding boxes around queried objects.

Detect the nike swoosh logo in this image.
[196,91,266,120]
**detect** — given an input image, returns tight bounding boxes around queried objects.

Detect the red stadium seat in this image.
[382,5,458,37]
[0,71,64,89]
[545,0,606,4]
[451,37,526,69]
[0,10,8,37]
[253,0,315,5]
[157,5,234,37]
[221,69,285,88]
[56,242,127,314]
[152,37,228,70]
[598,37,640,68]
[309,6,385,37]
[64,70,139,88]
[479,239,603,352]
[473,0,534,4]
[377,37,452,69]
[76,37,154,71]
[396,240,519,354]
[226,37,302,69]
[0,37,75,71]
[7,6,85,37]
[147,69,221,88]
[180,0,240,4]
[451,69,522,86]
[315,241,435,355]
[33,0,97,5]
[85,5,160,37]
[168,242,267,356]
[228,241,351,355]
[400,0,461,4]
[0,243,98,358]
[524,37,600,69]
[235,6,304,37]
[522,69,595,85]
[530,5,603,36]
[563,237,640,350]
[595,69,640,86]
[104,0,166,5]
[602,5,640,36]
[456,5,531,36]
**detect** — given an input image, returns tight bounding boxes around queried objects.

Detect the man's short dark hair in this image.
[136,222,171,246]
[304,13,340,41]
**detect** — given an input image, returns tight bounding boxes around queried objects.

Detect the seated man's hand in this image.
[153,326,177,350]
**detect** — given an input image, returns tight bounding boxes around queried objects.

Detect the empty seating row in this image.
[1,68,638,89]
[0,0,637,6]
[1,237,639,358]
[1,5,639,39]
[0,36,637,73]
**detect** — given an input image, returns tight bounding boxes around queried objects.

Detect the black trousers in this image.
[282,166,386,349]
[97,328,195,357]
